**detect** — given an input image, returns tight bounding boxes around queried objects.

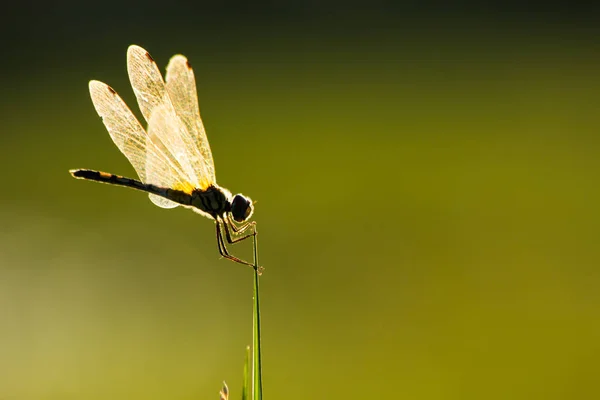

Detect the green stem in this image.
[252,226,263,400]
[242,346,250,400]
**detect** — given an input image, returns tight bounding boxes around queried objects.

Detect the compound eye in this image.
[231,194,253,222]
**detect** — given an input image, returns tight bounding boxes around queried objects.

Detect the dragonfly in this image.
[70,45,258,269]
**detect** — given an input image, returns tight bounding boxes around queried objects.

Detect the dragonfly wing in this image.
[126,45,168,123]
[146,131,185,209]
[166,54,216,186]
[88,80,191,208]
[127,45,211,190]
[146,131,180,209]
[146,104,197,203]
[148,194,179,208]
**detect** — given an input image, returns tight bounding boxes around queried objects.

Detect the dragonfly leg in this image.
[223,218,256,245]
[215,220,255,268]
[227,214,256,234]
[215,221,228,257]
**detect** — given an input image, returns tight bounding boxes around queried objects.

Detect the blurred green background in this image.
[1,2,599,399]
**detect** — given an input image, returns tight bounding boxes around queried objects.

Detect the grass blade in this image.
[252,226,263,400]
[242,346,250,400]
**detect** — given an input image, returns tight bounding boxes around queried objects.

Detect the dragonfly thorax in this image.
[191,185,232,218]
[190,186,253,222]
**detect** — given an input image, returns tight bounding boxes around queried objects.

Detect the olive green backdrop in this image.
[1,3,599,399]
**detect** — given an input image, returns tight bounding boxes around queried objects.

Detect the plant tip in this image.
[219,381,229,400]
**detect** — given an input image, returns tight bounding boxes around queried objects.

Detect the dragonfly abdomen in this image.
[70,169,193,205]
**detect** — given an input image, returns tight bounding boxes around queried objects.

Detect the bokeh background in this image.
[1,2,599,399]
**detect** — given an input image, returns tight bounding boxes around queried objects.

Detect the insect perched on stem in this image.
[70,45,258,269]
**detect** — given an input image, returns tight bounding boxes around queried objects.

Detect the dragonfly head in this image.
[230,194,254,222]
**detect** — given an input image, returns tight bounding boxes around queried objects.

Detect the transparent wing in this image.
[127,45,212,190]
[165,54,216,185]
[88,80,191,208]
[146,103,199,206]
[149,194,179,209]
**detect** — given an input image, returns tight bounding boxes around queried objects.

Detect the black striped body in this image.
[190,186,231,217]
[70,169,193,206]
[69,169,233,219]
